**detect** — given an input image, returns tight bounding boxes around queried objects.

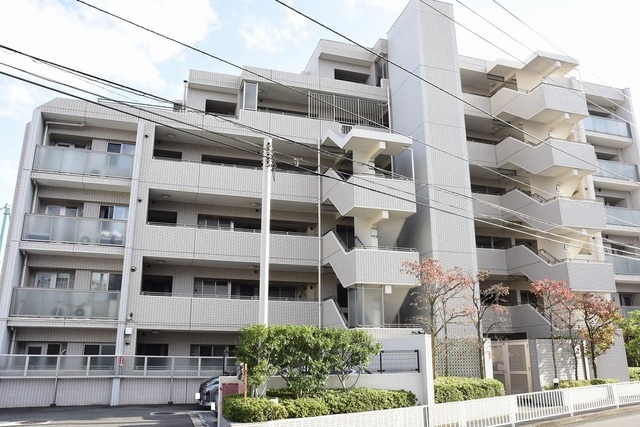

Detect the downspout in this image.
[8,327,16,354]
[386,86,393,133]
[317,137,322,327]
[19,251,28,288]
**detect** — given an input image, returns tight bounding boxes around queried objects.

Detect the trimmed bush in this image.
[280,397,330,419]
[543,378,619,390]
[434,377,505,403]
[222,395,288,423]
[630,367,640,381]
[316,388,417,414]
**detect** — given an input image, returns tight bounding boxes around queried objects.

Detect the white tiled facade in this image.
[0,0,637,403]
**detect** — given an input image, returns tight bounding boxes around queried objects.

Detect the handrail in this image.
[146,222,313,236]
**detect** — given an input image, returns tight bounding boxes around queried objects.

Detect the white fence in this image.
[220,382,640,427]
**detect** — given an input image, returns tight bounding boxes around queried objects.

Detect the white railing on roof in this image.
[220,382,640,427]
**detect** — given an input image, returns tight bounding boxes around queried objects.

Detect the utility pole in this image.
[258,138,273,325]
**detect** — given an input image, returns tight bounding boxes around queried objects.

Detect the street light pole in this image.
[258,138,273,325]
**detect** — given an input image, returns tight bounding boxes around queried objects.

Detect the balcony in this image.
[621,306,640,317]
[584,116,632,148]
[9,288,119,319]
[593,160,640,191]
[32,146,133,191]
[605,253,640,275]
[140,224,317,266]
[22,214,126,246]
[146,158,318,207]
[127,295,321,330]
[605,207,640,226]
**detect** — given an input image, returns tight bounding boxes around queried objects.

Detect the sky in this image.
[1,0,639,259]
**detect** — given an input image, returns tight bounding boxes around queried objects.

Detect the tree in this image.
[575,293,623,378]
[235,324,284,397]
[531,279,573,380]
[556,292,583,380]
[462,277,509,378]
[323,328,382,391]
[401,258,476,377]
[618,309,640,367]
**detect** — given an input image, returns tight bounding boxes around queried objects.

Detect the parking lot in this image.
[0,404,214,426]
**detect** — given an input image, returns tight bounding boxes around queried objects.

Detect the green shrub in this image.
[630,367,640,381]
[543,378,619,390]
[315,388,417,414]
[223,388,415,421]
[434,377,505,403]
[280,397,330,419]
[222,395,288,423]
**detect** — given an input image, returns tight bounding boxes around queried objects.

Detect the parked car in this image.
[196,375,220,407]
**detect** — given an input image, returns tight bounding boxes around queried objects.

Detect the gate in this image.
[491,340,532,394]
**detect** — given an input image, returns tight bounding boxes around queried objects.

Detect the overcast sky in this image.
[1,0,639,258]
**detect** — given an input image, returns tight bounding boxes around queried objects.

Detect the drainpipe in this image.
[8,327,16,354]
[386,86,392,133]
[317,137,322,327]
[19,251,28,288]
[182,80,188,111]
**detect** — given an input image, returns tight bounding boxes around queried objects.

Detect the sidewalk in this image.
[524,404,640,426]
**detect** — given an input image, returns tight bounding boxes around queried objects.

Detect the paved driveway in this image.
[0,404,210,426]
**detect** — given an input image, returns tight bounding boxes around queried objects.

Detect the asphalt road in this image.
[0,404,212,427]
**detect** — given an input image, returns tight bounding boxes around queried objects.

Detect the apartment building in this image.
[0,0,636,405]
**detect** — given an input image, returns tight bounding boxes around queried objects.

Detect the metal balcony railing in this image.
[583,115,631,138]
[22,214,126,245]
[33,145,133,178]
[10,287,120,319]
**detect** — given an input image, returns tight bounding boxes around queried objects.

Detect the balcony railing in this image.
[33,145,133,178]
[10,287,119,319]
[605,206,640,227]
[621,306,640,317]
[594,159,639,181]
[22,214,126,245]
[605,253,640,275]
[584,115,631,138]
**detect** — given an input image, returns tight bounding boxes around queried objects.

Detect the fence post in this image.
[508,395,517,427]
[379,351,384,373]
[611,383,620,408]
[415,349,420,372]
[458,401,467,427]
[565,389,574,417]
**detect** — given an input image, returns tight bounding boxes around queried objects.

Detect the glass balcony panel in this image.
[107,155,133,177]
[61,149,88,174]
[23,215,53,241]
[10,288,119,319]
[595,160,639,180]
[606,254,640,274]
[605,207,640,226]
[27,356,58,371]
[60,356,88,371]
[99,220,126,245]
[33,146,132,178]
[50,216,77,242]
[584,116,631,137]
[34,146,64,171]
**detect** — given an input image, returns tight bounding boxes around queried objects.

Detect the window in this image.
[100,205,129,220]
[190,345,235,357]
[198,216,233,229]
[141,275,173,294]
[205,100,237,116]
[268,285,298,300]
[147,210,178,225]
[84,344,116,355]
[334,69,369,84]
[107,142,135,155]
[45,204,80,217]
[621,294,634,307]
[55,142,87,149]
[34,271,71,289]
[243,82,258,111]
[195,279,230,297]
[153,149,182,160]
[91,272,122,291]
[26,343,64,355]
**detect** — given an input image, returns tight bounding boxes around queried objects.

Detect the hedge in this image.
[542,378,619,390]
[434,377,505,403]
[630,367,640,381]
[223,388,417,422]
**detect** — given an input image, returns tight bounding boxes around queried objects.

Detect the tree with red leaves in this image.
[401,258,476,377]
[575,293,622,378]
[531,279,574,380]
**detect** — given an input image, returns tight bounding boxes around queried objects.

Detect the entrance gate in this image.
[491,340,532,394]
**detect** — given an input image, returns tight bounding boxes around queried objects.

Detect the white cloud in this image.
[238,2,310,53]
[0,80,40,120]
[0,0,219,92]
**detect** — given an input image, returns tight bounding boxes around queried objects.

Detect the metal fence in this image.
[220,382,640,427]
